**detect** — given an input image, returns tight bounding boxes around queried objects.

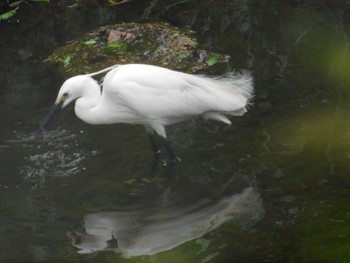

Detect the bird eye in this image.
[62,92,69,97]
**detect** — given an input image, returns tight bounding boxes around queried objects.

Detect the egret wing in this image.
[101,64,252,124]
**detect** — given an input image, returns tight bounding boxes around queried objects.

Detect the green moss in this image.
[45,22,229,77]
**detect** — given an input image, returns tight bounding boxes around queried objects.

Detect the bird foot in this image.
[161,157,181,167]
[171,157,181,164]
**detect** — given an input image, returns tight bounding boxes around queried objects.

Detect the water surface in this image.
[1,1,350,262]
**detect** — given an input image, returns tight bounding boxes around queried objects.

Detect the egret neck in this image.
[74,77,104,125]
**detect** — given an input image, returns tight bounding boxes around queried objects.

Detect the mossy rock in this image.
[46,22,229,77]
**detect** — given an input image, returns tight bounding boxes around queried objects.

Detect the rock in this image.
[45,22,229,77]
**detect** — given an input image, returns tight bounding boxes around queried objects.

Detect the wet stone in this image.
[45,22,230,77]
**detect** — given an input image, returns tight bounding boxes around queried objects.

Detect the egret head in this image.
[55,75,89,108]
[39,75,93,131]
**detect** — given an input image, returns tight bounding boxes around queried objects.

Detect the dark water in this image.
[1,1,350,262]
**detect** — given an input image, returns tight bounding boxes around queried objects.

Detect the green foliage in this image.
[207,54,219,66]
[0,7,18,21]
[104,42,128,54]
[83,38,98,45]
[0,0,49,21]
[63,55,72,68]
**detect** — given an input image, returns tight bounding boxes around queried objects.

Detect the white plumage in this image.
[44,64,254,162]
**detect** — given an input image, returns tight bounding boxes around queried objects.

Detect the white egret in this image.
[40,64,253,163]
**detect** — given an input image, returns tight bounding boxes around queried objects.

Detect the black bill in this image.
[39,103,62,131]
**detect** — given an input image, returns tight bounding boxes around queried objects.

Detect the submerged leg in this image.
[146,124,180,164]
[145,126,161,157]
[161,137,181,164]
[148,133,161,156]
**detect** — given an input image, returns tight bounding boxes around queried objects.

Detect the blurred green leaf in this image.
[207,54,219,66]
[63,55,72,68]
[83,39,98,45]
[104,42,128,54]
[141,178,152,184]
[0,7,18,21]
[124,179,136,185]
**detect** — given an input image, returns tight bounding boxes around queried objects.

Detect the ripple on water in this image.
[7,128,97,187]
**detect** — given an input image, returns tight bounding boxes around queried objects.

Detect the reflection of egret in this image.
[40,64,253,162]
[68,175,264,257]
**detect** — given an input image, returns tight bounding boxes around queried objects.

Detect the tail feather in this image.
[210,71,254,103]
[183,70,254,114]
[196,71,253,124]
[202,112,232,124]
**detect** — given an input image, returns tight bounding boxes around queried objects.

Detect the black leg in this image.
[148,133,161,157]
[145,133,161,171]
[162,137,181,164]
[144,125,180,165]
